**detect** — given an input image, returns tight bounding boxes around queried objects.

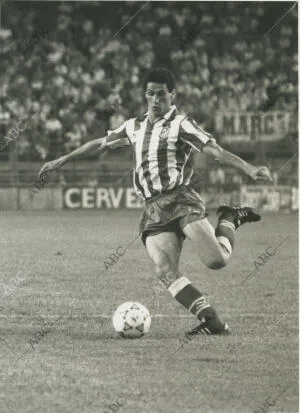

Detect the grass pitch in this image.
[0,210,298,413]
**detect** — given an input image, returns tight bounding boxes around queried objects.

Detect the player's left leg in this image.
[182,206,261,270]
[182,217,231,270]
[180,206,261,336]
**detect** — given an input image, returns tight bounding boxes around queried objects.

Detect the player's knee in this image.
[207,257,227,270]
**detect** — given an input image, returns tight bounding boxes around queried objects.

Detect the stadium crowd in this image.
[0,2,297,164]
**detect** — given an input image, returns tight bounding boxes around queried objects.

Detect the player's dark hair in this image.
[143,68,176,92]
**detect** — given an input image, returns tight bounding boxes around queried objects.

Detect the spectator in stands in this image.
[209,166,226,192]
[58,172,67,186]
[1,1,297,169]
[87,171,99,187]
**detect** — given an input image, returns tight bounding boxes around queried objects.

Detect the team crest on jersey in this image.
[159,125,170,140]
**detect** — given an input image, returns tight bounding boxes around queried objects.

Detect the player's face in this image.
[145,82,175,120]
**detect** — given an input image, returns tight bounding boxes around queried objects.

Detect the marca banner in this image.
[214,111,290,142]
[63,187,144,209]
[240,185,297,212]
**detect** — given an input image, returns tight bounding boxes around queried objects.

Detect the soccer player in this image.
[39,68,272,336]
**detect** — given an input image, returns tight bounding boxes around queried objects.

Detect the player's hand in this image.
[251,166,273,183]
[39,156,66,180]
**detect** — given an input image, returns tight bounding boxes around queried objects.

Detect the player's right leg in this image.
[145,231,228,335]
[145,231,183,289]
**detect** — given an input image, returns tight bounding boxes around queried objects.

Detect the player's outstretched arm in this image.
[203,141,272,183]
[39,137,107,178]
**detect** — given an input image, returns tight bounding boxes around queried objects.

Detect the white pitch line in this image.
[0,312,296,319]
[0,314,193,319]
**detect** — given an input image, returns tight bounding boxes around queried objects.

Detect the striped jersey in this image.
[105,105,214,200]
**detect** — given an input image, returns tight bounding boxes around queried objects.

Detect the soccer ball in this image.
[112,302,151,339]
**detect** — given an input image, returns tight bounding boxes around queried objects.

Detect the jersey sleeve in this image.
[179,117,216,152]
[105,121,131,149]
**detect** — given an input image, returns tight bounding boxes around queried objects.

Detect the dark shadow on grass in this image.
[191,357,238,363]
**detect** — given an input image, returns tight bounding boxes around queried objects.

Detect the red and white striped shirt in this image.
[105,105,214,200]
